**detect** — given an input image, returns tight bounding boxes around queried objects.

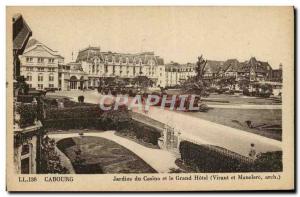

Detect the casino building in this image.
[19,39,64,90]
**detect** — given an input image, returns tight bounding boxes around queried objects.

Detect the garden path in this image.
[138,107,282,157]
[48,90,282,157]
[207,104,281,109]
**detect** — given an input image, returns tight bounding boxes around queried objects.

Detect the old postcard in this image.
[6,6,294,191]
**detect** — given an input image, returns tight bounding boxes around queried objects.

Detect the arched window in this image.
[70,76,78,89]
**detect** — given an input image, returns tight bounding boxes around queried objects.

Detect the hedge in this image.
[179,141,252,172]
[253,151,282,172]
[16,103,38,128]
[46,106,104,120]
[17,95,34,103]
[43,97,94,108]
[179,141,282,172]
[44,104,131,131]
[117,120,162,145]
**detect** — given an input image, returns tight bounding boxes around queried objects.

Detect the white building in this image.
[20,39,64,90]
[58,62,88,91]
[165,62,196,87]
[76,47,166,88]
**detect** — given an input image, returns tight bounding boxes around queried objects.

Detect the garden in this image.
[56,136,157,174]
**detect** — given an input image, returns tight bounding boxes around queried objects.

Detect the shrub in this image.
[243,88,250,96]
[199,103,209,112]
[121,89,127,95]
[179,141,252,172]
[44,104,131,130]
[179,141,282,172]
[216,88,229,94]
[103,88,109,95]
[40,136,69,174]
[46,106,103,120]
[117,120,162,145]
[78,95,85,103]
[228,90,235,95]
[16,103,38,128]
[208,87,218,93]
[253,151,282,172]
[17,95,34,103]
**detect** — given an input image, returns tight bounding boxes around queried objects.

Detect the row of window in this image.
[37,84,54,89]
[26,83,54,89]
[89,65,157,74]
[25,67,55,72]
[26,57,55,63]
[26,73,55,82]
[95,57,156,66]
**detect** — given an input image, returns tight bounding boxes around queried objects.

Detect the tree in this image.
[40,136,69,174]
[133,76,154,89]
[104,77,126,87]
[180,55,208,96]
[217,76,236,89]
[15,76,29,96]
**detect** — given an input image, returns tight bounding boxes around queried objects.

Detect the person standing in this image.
[249,143,257,159]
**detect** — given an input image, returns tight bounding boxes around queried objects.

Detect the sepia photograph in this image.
[6,6,294,191]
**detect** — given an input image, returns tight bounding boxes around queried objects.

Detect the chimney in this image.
[279,63,283,70]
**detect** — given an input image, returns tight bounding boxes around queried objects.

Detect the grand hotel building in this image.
[73,46,166,90]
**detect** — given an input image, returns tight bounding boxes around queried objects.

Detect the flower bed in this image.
[56,136,157,174]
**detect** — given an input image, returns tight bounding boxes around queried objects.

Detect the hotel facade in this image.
[74,46,166,90]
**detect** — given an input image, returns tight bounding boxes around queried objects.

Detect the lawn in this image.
[203,94,281,105]
[56,136,157,174]
[183,108,282,141]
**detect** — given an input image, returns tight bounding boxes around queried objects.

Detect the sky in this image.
[9,6,294,68]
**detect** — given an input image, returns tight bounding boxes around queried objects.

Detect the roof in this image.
[76,46,164,66]
[23,38,64,59]
[204,60,224,73]
[223,59,239,71]
[25,38,40,49]
[165,62,196,71]
[13,14,32,50]
[67,62,84,72]
[238,57,271,73]
[204,57,273,74]
[12,14,22,22]
[76,46,101,62]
